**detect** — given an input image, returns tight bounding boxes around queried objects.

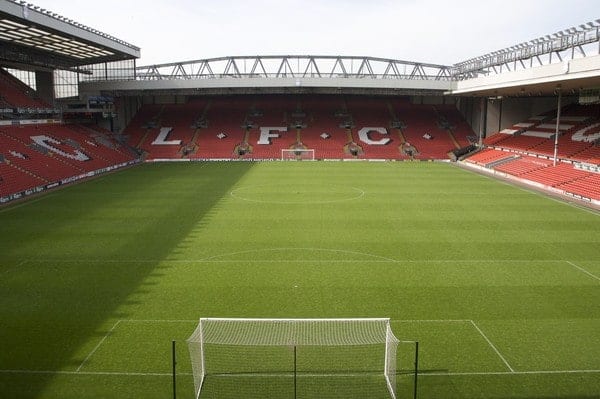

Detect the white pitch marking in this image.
[565,261,600,282]
[0,368,598,377]
[0,194,56,213]
[121,319,197,323]
[1,259,28,275]
[125,318,468,324]
[0,369,178,377]
[393,319,472,323]
[457,164,600,217]
[76,320,121,372]
[230,185,365,204]
[470,320,515,373]
[22,258,584,264]
[419,369,600,376]
[199,247,398,262]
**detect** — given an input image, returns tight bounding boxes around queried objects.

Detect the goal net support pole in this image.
[187,318,400,399]
[399,340,419,399]
[172,340,177,399]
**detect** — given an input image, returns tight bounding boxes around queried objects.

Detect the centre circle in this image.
[230,184,364,204]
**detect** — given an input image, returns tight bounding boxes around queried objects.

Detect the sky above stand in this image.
[27,0,599,66]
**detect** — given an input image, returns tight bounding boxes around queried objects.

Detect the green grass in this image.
[0,161,599,399]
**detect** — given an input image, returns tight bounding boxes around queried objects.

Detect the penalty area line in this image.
[76,320,121,372]
[565,261,600,282]
[470,320,515,373]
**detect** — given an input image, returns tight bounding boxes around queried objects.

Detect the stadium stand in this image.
[464,103,600,202]
[433,104,474,147]
[0,68,48,109]
[247,96,299,159]
[494,156,552,177]
[295,96,349,159]
[192,97,250,160]
[390,99,461,159]
[558,172,600,200]
[0,67,141,202]
[572,145,600,164]
[0,123,138,201]
[0,158,47,197]
[519,162,592,187]
[484,104,600,164]
[130,95,473,161]
[464,148,517,167]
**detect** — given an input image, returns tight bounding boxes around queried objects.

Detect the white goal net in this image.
[187,318,400,399]
[281,149,315,161]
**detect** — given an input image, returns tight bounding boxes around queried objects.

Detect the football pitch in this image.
[0,161,598,399]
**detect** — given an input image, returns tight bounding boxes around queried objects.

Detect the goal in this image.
[281,148,315,161]
[187,318,400,399]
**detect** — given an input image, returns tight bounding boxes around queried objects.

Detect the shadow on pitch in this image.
[0,162,256,399]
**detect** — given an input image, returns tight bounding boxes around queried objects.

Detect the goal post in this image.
[187,318,400,399]
[281,148,315,161]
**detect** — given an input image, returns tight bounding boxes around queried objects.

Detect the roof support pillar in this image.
[553,86,562,167]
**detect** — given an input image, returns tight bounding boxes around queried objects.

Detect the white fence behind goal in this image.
[281,149,315,160]
[187,318,400,399]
